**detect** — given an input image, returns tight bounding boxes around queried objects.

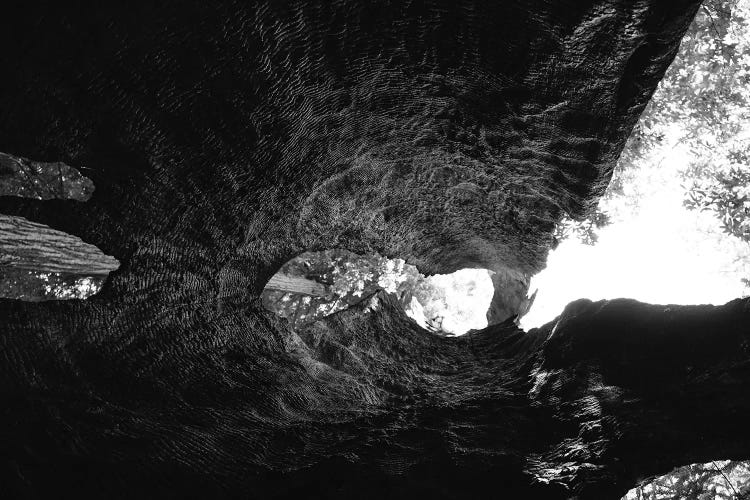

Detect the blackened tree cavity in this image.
[3,2,747,500]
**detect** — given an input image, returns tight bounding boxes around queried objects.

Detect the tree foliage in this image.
[663,0,750,249]
[685,166,750,241]
[553,210,611,247]
[625,461,750,500]
[565,0,750,252]
[636,0,750,243]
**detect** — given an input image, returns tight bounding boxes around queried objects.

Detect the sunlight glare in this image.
[522,131,750,330]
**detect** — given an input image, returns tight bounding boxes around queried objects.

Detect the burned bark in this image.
[1,1,744,499]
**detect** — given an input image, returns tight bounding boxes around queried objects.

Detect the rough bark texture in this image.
[2,2,745,499]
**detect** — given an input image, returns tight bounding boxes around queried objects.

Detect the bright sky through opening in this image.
[404,268,494,335]
[521,126,750,330]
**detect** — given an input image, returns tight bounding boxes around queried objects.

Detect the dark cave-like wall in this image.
[0,1,698,283]
[2,2,747,500]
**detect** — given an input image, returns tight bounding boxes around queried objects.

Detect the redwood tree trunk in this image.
[2,2,743,500]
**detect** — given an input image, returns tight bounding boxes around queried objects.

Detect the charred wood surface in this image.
[0,2,740,499]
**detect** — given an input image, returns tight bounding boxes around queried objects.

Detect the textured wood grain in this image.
[0,214,119,275]
[264,272,327,296]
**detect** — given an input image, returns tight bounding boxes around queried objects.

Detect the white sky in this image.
[405,268,494,335]
[521,130,750,330]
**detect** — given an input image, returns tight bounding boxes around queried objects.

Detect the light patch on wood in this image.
[0,214,119,275]
[265,273,327,297]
